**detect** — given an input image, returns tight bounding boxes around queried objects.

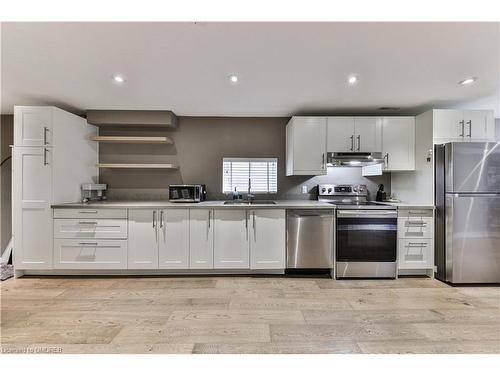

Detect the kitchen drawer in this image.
[54,219,127,239]
[53,208,127,219]
[397,209,433,218]
[397,217,433,239]
[398,238,433,269]
[53,239,127,269]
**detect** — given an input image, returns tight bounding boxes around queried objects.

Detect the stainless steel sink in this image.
[223,200,276,205]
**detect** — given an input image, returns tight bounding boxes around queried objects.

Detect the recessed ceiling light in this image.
[112,75,125,83]
[459,77,476,85]
[347,75,358,85]
[229,74,238,83]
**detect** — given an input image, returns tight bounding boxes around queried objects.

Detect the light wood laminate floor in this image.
[1,276,499,354]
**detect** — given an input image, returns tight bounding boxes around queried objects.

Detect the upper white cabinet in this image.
[286,116,327,176]
[14,106,53,147]
[158,209,190,269]
[250,209,286,269]
[189,209,214,269]
[128,209,159,269]
[382,117,416,171]
[13,147,53,269]
[213,209,250,269]
[433,109,495,143]
[326,117,354,152]
[327,117,382,153]
[353,117,383,152]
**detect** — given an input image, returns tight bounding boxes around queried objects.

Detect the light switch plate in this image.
[301,185,308,194]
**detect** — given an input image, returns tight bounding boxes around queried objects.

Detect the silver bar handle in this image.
[208,210,211,229]
[152,210,156,228]
[459,120,465,137]
[384,153,389,169]
[350,135,354,151]
[159,210,164,228]
[321,153,325,169]
[407,221,426,225]
[78,221,98,225]
[466,120,472,137]
[43,126,49,145]
[408,210,428,215]
[253,210,256,230]
[407,242,427,247]
[79,242,98,245]
[43,148,49,165]
[79,210,98,214]
[357,135,361,151]
[245,211,248,240]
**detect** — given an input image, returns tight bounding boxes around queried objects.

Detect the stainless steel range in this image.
[318,184,398,279]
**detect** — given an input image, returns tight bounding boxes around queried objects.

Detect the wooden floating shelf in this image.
[91,136,173,144]
[97,163,179,169]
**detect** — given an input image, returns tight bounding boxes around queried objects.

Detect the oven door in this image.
[336,210,397,262]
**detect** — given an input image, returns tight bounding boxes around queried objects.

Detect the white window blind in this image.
[223,158,278,194]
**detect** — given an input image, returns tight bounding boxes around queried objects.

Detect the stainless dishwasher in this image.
[286,210,335,269]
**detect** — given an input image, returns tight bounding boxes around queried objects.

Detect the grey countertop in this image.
[51,200,336,209]
[52,200,434,210]
[369,201,435,210]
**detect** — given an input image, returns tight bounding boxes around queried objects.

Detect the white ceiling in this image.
[1,22,499,116]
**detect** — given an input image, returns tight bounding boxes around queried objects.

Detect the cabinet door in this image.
[14,106,53,147]
[354,117,382,152]
[398,238,434,269]
[128,209,158,269]
[290,117,327,175]
[13,147,52,269]
[189,209,214,269]
[464,110,495,141]
[433,109,465,141]
[326,117,355,152]
[54,239,127,269]
[250,209,285,269]
[382,117,415,171]
[214,209,249,269]
[158,209,189,269]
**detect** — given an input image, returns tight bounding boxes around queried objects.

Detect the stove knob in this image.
[327,188,332,193]
[353,187,358,192]
[321,188,326,193]
[359,186,365,192]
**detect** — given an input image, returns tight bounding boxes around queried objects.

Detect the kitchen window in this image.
[222,158,278,194]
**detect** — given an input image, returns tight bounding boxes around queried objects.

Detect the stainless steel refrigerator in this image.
[435,142,500,283]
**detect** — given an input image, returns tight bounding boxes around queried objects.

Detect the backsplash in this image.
[99,116,390,201]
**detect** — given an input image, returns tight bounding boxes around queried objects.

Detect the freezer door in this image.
[446,142,500,193]
[446,194,500,283]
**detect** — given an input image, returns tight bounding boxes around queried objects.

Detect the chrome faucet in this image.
[247,178,254,203]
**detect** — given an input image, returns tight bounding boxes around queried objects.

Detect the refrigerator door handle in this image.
[451,193,500,197]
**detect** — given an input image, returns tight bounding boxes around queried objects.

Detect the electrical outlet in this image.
[301,185,308,194]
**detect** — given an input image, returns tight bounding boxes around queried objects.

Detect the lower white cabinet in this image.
[397,209,434,271]
[189,209,214,269]
[158,209,190,269]
[128,209,159,269]
[53,239,127,269]
[214,209,250,269]
[250,209,286,269]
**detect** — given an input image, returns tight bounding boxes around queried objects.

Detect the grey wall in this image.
[1,115,13,254]
[99,116,390,201]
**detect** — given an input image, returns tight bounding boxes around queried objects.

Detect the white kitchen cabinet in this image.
[326,116,382,153]
[397,209,434,272]
[286,116,327,176]
[213,209,249,269]
[382,117,415,171]
[53,239,127,269]
[13,147,53,269]
[327,117,354,152]
[354,117,382,152]
[128,209,159,269]
[250,209,285,269]
[433,109,495,143]
[14,106,53,147]
[189,209,214,269]
[158,209,190,269]
[54,219,127,239]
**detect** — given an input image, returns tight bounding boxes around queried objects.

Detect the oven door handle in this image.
[337,210,397,218]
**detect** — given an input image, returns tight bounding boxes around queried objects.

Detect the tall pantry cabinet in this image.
[12,106,97,269]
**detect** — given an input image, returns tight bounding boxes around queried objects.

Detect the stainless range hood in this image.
[326,152,385,167]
